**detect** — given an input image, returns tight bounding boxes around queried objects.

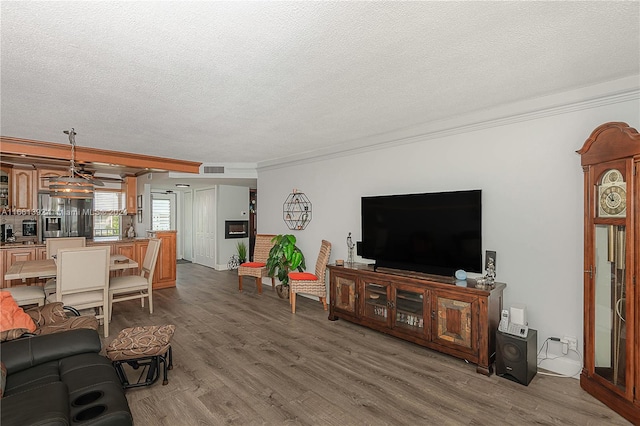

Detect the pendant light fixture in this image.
[49,128,95,198]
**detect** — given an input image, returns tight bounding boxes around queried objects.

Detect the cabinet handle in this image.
[387,300,395,309]
[431,310,436,320]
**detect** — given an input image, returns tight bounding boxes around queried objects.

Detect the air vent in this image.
[203,166,225,174]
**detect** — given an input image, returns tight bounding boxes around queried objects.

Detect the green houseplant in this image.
[266,234,306,299]
[236,241,248,264]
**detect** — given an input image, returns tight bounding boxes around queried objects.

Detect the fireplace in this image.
[225,220,248,239]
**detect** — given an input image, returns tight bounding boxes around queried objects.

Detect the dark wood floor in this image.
[104,263,630,425]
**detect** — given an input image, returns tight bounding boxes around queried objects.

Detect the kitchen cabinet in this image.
[37,168,67,191]
[114,242,135,259]
[329,263,505,375]
[129,233,177,289]
[151,231,177,289]
[0,166,10,210]
[11,168,36,211]
[2,246,39,288]
[124,176,137,215]
[36,247,47,260]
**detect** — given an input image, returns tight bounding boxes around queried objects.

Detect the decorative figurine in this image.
[347,232,355,265]
[476,256,496,289]
[485,257,496,284]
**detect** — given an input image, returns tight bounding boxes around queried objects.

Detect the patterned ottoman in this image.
[106,324,175,388]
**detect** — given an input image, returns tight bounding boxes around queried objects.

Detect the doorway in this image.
[183,191,193,262]
[194,188,216,268]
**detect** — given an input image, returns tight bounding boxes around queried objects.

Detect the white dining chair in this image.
[3,285,45,307]
[46,245,110,337]
[108,238,161,321]
[43,237,87,296]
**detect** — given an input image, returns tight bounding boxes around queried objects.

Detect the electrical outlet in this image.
[562,336,578,352]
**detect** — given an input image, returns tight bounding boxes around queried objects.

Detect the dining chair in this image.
[108,238,161,321]
[288,240,332,313]
[46,245,111,337]
[3,285,45,307]
[238,234,276,294]
[43,237,87,296]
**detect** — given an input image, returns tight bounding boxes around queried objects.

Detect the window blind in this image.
[94,190,124,237]
[152,198,171,230]
[94,191,124,212]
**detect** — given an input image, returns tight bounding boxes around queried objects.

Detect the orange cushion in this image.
[0,291,36,333]
[240,262,266,268]
[288,272,318,281]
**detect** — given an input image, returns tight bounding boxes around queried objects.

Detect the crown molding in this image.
[258,75,640,172]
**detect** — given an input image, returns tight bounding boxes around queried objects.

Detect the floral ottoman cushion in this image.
[106,324,175,361]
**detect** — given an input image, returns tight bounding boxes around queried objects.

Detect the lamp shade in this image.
[49,176,94,198]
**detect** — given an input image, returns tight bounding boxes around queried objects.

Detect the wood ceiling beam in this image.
[0,136,201,174]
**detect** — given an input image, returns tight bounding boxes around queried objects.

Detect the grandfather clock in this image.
[578,122,639,424]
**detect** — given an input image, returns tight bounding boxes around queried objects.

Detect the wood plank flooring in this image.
[104,263,631,425]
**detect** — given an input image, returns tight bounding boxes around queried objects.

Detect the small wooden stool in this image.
[106,324,175,389]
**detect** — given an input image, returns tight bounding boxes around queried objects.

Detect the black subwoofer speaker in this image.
[496,328,537,386]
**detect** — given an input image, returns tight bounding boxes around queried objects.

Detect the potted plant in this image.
[266,234,306,299]
[236,241,248,264]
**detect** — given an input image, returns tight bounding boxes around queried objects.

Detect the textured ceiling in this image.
[1,1,639,166]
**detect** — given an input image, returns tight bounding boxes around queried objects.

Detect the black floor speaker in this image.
[496,328,537,386]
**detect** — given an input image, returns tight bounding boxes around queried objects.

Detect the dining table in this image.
[4,254,139,282]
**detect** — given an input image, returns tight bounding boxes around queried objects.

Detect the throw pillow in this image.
[0,291,37,342]
[26,302,67,327]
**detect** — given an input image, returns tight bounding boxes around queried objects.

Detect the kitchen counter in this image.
[1,236,154,249]
[0,241,43,248]
[1,231,177,289]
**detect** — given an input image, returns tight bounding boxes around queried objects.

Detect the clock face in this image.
[598,169,627,218]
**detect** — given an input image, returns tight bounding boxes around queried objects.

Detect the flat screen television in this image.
[361,189,482,277]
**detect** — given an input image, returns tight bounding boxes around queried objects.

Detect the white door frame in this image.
[194,187,217,269]
[183,191,194,262]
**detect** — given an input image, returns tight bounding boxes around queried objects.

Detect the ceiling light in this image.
[175,183,190,188]
[50,128,95,199]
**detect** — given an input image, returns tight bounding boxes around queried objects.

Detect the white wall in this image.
[256,83,639,376]
[216,185,250,268]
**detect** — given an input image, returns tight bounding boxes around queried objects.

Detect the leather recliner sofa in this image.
[1,328,133,426]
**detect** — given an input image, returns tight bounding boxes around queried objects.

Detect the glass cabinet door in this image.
[0,167,9,209]
[363,281,390,324]
[593,224,627,391]
[394,288,425,334]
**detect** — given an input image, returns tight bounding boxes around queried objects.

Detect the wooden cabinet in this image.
[0,165,10,210]
[37,168,67,191]
[10,168,36,211]
[329,264,505,375]
[134,240,149,266]
[114,242,135,259]
[578,122,640,424]
[333,271,358,317]
[131,233,176,289]
[36,246,47,260]
[432,290,478,357]
[124,176,137,215]
[152,231,176,289]
[2,247,39,288]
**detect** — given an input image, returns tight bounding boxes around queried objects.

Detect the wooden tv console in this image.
[328,263,505,375]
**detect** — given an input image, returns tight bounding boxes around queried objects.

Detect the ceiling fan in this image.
[73,164,105,186]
